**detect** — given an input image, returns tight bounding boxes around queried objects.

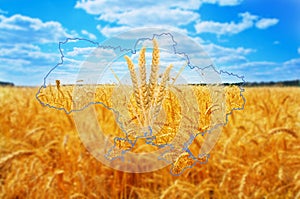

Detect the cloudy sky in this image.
[0,0,299,85]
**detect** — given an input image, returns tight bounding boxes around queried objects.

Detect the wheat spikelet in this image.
[171,152,194,175]
[55,79,65,104]
[149,39,160,102]
[56,80,61,89]
[205,104,219,115]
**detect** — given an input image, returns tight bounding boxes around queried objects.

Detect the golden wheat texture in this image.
[0,86,299,198]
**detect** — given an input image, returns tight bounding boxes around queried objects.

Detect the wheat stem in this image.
[109,66,121,84]
[171,61,188,85]
[0,150,34,166]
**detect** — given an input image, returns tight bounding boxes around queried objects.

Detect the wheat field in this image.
[0,85,299,199]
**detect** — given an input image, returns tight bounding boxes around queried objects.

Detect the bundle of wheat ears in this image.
[124,39,173,130]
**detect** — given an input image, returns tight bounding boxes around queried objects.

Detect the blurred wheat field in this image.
[0,86,299,198]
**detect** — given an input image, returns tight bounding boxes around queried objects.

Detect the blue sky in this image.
[0,0,299,85]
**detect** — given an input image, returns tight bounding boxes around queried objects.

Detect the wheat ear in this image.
[154,64,173,116]
[138,47,150,126]
[138,47,149,110]
[124,55,141,109]
[149,39,160,103]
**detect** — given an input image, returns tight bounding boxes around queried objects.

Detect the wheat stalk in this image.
[1,84,300,198]
[268,127,298,138]
[0,150,34,166]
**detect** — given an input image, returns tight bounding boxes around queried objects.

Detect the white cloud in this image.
[284,57,300,67]
[227,61,276,70]
[255,18,279,29]
[81,29,97,40]
[75,0,246,37]
[97,25,131,37]
[74,0,250,38]
[189,40,296,82]
[0,43,62,85]
[75,0,243,15]
[195,12,279,35]
[66,46,96,57]
[0,14,81,85]
[0,57,31,70]
[204,43,255,56]
[98,7,199,27]
[75,0,202,15]
[0,43,40,55]
[0,8,8,14]
[75,0,278,40]
[0,14,75,44]
[201,0,243,6]
[278,58,300,79]
[201,42,255,66]
[0,43,59,71]
[76,0,244,37]
[76,1,200,27]
[0,43,58,60]
[97,24,188,38]
[298,47,300,54]
[195,12,258,35]
[221,58,300,82]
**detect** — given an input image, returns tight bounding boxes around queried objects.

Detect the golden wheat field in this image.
[0,85,299,198]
